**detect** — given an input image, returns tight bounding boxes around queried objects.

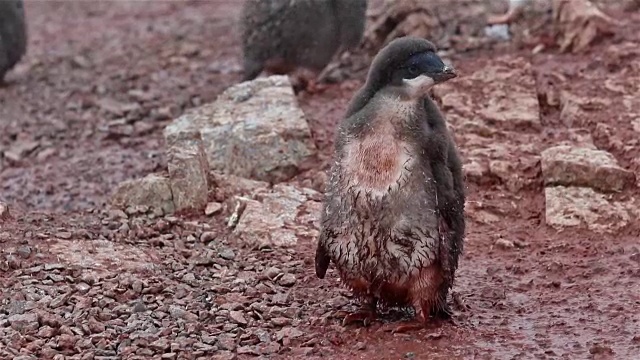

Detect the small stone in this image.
[9,312,40,332]
[205,202,223,216]
[265,266,282,279]
[495,238,515,250]
[217,335,237,351]
[271,317,292,327]
[161,353,177,360]
[87,317,105,333]
[211,351,237,360]
[37,325,57,338]
[44,263,64,270]
[150,339,170,352]
[132,301,147,313]
[229,311,248,326]
[219,248,236,260]
[16,245,32,259]
[55,231,72,239]
[258,342,281,355]
[169,305,199,322]
[200,231,216,243]
[6,254,21,269]
[75,282,91,294]
[278,273,296,287]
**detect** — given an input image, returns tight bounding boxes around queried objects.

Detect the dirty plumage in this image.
[0,0,27,83]
[315,36,466,329]
[240,0,368,82]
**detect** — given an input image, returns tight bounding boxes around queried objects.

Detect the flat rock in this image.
[434,56,540,132]
[111,173,175,214]
[232,184,322,249]
[164,75,316,184]
[559,91,612,128]
[545,186,634,233]
[540,145,636,192]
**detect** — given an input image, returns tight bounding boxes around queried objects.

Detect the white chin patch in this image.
[402,75,435,99]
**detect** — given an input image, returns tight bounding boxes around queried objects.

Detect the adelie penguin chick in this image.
[314,36,466,332]
[0,0,27,84]
[240,0,367,91]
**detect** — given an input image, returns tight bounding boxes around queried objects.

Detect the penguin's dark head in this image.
[365,36,457,99]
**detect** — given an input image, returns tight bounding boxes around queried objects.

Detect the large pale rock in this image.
[164,75,317,184]
[540,145,636,192]
[166,130,209,211]
[0,0,27,81]
[231,184,322,249]
[434,56,540,132]
[545,186,633,233]
[111,174,175,214]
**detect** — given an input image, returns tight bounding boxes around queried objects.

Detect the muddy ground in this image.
[1,1,639,359]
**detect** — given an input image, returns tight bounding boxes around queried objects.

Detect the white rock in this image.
[232,184,322,249]
[540,145,636,192]
[164,75,317,184]
[544,186,633,233]
[111,174,175,214]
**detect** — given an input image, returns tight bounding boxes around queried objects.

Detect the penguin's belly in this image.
[342,135,413,194]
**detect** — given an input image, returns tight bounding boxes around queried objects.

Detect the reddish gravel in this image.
[1,1,639,360]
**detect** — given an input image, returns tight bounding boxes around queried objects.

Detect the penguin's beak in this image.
[430,65,457,83]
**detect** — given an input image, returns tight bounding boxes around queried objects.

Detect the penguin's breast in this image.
[342,129,414,195]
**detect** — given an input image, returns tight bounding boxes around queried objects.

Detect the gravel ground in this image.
[1,1,639,359]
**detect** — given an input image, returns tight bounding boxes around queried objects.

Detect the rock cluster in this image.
[112,75,317,218]
[432,55,638,234]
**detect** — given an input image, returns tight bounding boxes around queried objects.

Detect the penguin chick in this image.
[239,0,367,88]
[0,0,27,84]
[315,36,466,331]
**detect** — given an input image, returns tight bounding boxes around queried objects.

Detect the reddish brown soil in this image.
[1,1,639,360]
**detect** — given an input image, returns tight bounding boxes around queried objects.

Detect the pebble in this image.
[495,238,515,250]
[264,266,282,280]
[278,273,297,287]
[168,305,199,322]
[75,282,91,294]
[205,202,223,216]
[219,248,236,260]
[200,231,217,243]
[16,245,32,259]
[9,312,40,332]
[88,317,105,333]
[217,335,237,351]
[229,310,248,326]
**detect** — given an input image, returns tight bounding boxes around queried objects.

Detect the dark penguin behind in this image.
[239,0,368,82]
[0,0,27,83]
[314,36,466,331]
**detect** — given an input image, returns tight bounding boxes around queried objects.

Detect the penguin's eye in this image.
[408,65,419,75]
